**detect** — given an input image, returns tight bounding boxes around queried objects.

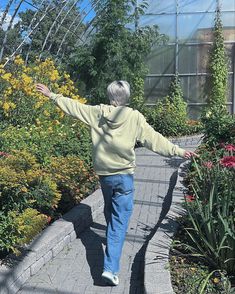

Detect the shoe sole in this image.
[102,276,118,286]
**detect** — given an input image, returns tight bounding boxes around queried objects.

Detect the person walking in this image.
[36,81,196,286]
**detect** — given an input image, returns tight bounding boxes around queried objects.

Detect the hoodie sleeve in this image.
[50,93,99,126]
[136,112,186,158]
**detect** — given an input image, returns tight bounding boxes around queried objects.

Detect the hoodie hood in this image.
[100,104,133,129]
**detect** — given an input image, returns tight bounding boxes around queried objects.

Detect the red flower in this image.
[220,156,235,168]
[203,161,213,169]
[224,144,235,152]
[185,195,196,202]
[219,143,225,148]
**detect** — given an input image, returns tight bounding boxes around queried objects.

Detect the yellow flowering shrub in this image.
[0,150,61,214]
[0,56,95,257]
[0,56,86,125]
[10,208,48,251]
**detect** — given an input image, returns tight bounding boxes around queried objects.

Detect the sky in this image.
[0,0,96,27]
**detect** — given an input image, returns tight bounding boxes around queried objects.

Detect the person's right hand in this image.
[36,83,51,97]
[184,150,199,159]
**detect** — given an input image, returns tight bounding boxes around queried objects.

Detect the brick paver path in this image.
[17,139,199,294]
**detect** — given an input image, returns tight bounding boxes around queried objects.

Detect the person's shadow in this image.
[78,222,108,286]
[62,205,108,287]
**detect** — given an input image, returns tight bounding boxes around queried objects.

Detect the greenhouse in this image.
[0,1,235,294]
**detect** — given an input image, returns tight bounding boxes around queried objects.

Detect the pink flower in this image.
[47,216,52,224]
[220,156,235,168]
[224,144,235,152]
[203,161,213,169]
[185,195,196,202]
[0,151,9,157]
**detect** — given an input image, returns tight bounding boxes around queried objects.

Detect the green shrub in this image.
[46,156,99,213]
[206,8,228,108]
[201,106,235,147]
[132,74,200,137]
[145,98,188,136]
[0,208,48,255]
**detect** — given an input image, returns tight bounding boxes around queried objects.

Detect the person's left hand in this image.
[184,150,199,159]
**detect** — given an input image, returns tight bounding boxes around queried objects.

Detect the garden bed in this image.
[170,222,233,294]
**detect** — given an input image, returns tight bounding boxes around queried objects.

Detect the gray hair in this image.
[107,80,130,106]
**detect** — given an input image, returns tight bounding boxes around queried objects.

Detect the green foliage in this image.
[184,156,235,279]
[201,106,235,147]
[69,0,166,104]
[129,76,145,111]
[9,208,48,248]
[0,211,20,254]
[170,252,232,294]
[46,156,99,213]
[0,26,22,59]
[181,140,235,285]
[204,8,228,110]
[0,208,48,255]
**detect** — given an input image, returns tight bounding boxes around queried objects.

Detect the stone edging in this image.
[144,135,202,294]
[0,189,104,294]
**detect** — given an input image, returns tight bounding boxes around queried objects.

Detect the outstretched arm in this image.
[136,112,197,159]
[36,83,99,126]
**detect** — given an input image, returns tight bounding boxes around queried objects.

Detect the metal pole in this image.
[175,0,179,73]
[233,44,235,115]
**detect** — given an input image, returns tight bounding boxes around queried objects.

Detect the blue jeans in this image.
[99,174,134,274]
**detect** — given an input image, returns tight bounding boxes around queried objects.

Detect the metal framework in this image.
[0,0,100,65]
[143,0,235,114]
[0,0,234,114]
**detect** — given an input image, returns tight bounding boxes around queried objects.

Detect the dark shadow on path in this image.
[129,169,178,294]
[78,224,107,287]
[62,205,108,287]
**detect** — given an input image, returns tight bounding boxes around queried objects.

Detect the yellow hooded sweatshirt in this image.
[50,93,186,175]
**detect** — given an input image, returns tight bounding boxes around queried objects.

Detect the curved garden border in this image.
[144,135,202,294]
[0,189,104,294]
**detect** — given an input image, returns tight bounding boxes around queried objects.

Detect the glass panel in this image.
[180,75,207,103]
[227,74,233,102]
[140,15,176,41]
[221,0,235,11]
[225,44,234,72]
[144,76,172,102]
[227,104,233,114]
[178,44,211,73]
[178,13,214,42]
[179,0,216,13]
[146,45,175,74]
[187,105,204,119]
[145,0,176,14]
[221,12,235,41]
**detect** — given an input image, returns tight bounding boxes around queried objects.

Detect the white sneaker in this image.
[101,271,119,286]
